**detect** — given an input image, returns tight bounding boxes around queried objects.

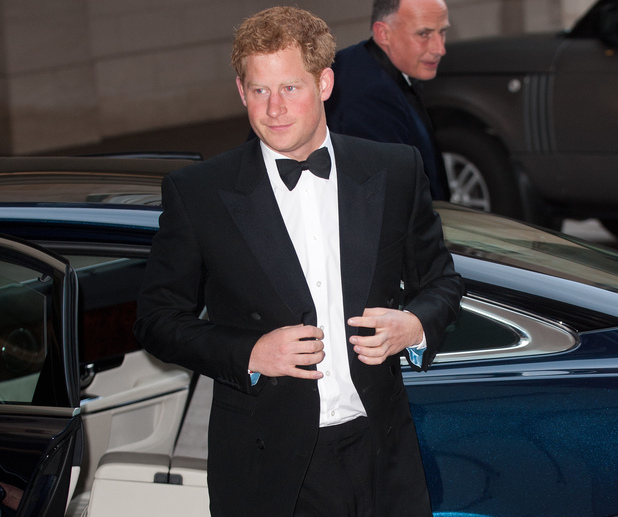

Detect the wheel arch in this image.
[429,105,553,225]
[429,106,513,158]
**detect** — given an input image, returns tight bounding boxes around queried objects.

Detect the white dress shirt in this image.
[261,133,367,427]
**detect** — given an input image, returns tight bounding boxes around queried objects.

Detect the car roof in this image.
[0,155,196,174]
[0,155,194,205]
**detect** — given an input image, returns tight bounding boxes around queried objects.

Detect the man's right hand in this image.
[248,324,325,379]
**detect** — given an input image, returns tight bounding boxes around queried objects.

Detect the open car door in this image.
[62,245,193,513]
[0,234,82,517]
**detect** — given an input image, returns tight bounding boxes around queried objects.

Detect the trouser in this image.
[294,417,375,517]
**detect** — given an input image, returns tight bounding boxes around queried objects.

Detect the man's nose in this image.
[267,92,286,117]
[430,34,446,56]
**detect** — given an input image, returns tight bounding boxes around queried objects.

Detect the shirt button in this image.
[316,281,322,287]
[325,370,331,376]
[331,410,335,417]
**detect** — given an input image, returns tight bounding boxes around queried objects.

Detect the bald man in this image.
[326,0,451,200]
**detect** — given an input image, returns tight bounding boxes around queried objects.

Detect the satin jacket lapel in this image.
[332,135,387,331]
[218,141,317,325]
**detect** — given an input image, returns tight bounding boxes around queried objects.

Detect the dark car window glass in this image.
[438,203,618,293]
[429,297,578,364]
[440,309,520,354]
[0,263,48,404]
[68,256,146,366]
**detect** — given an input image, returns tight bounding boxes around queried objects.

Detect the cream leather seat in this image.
[87,452,209,517]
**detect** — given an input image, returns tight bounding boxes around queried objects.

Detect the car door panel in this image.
[77,350,190,494]
[63,254,192,496]
[0,235,81,516]
[404,295,618,516]
[408,368,618,517]
[1,411,81,517]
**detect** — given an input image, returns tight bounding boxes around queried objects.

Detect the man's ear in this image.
[319,67,335,102]
[236,76,247,107]
[372,20,390,48]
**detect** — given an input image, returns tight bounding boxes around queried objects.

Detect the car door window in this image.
[71,256,145,373]
[433,297,578,363]
[439,304,521,354]
[0,239,79,407]
[0,261,49,404]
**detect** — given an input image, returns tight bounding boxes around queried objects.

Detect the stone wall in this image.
[0,0,596,154]
[447,0,596,39]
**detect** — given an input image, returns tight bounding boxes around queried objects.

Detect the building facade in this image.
[0,0,596,155]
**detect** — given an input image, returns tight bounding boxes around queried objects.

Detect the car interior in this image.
[0,264,48,405]
[0,246,198,516]
[68,253,197,515]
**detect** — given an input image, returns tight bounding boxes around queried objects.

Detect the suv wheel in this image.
[437,126,523,218]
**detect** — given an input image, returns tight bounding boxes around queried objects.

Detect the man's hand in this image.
[249,324,325,379]
[348,308,424,365]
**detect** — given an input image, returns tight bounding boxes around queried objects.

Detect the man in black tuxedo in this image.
[134,6,463,516]
[326,0,451,200]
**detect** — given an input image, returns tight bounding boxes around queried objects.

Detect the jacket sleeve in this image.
[400,149,465,370]
[133,174,265,395]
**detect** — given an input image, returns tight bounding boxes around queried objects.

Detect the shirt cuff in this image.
[249,370,261,386]
[405,332,427,370]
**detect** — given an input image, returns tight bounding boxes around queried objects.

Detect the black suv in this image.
[424,0,618,233]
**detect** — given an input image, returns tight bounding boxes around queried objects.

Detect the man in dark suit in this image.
[134,6,463,516]
[326,0,451,200]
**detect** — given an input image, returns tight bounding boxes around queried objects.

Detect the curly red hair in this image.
[231,6,336,84]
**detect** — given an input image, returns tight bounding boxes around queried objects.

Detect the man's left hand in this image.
[348,308,424,365]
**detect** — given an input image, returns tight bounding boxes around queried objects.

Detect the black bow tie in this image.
[276,147,331,190]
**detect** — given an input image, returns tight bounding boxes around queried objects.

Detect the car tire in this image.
[436,126,523,218]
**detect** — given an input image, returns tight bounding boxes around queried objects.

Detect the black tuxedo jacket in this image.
[134,133,463,516]
[326,39,450,200]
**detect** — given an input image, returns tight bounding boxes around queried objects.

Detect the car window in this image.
[0,261,49,404]
[66,255,146,377]
[431,297,578,364]
[0,245,149,405]
[439,306,521,354]
[437,203,618,294]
